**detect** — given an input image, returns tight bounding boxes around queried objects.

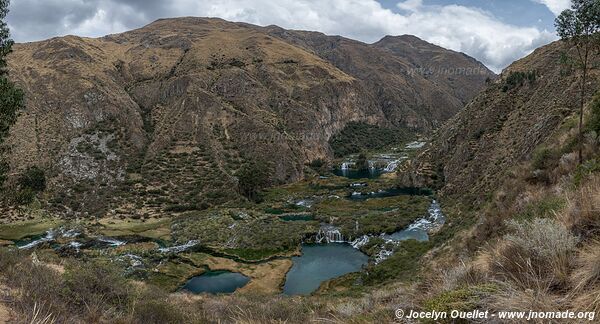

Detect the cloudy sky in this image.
[7,0,571,72]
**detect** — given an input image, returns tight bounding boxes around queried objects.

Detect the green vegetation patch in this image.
[422,284,498,323]
[515,196,566,221]
[0,218,62,240]
[314,195,431,237]
[362,240,432,285]
[97,218,173,240]
[329,122,411,157]
[502,70,537,92]
[172,209,317,260]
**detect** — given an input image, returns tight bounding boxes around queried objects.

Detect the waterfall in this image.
[315,225,345,243]
[18,230,56,250]
[341,162,353,170]
[384,160,399,172]
[98,237,126,247]
[158,240,200,253]
[406,141,426,149]
[368,161,375,170]
[350,235,370,249]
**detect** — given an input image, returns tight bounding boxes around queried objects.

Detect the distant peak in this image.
[377,34,426,45]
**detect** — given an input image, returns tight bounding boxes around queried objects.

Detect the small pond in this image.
[283,243,368,295]
[182,270,250,294]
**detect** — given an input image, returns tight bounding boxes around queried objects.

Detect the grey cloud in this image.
[6,0,557,72]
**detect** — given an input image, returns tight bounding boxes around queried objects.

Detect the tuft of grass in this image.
[489,219,578,290]
[570,240,600,294]
[560,175,600,237]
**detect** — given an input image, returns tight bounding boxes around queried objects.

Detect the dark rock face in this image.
[4,17,492,218]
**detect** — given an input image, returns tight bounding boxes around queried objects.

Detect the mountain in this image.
[261,27,494,130]
[402,39,600,202]
[3,17,492,217]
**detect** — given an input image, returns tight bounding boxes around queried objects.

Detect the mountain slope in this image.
[4,17,491,217]
[262,27,495,130]
[403,39,600,203]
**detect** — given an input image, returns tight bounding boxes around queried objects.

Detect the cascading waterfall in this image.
[384,160,399,172]
[340,162,353,170]
[350,235,370,249]
[315,225,345,243]
[158,240,200,253]
[98,237,126,247]
[348,200,446,263]
[368,161,375,170]
[18,230,57,250]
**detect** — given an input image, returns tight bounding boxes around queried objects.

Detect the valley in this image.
[0,141,445,296]
[3,4,600,322]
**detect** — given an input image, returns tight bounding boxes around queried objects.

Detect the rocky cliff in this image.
[4,17,492,218]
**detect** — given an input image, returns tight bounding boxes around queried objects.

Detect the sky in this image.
[6,0,572,72]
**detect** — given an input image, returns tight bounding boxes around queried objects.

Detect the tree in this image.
[556,0,600,164]
[355,153,370,171]
[0,0,23,186]
[236,160,271,202]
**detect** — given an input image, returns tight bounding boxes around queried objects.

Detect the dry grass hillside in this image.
[402,40,599,203]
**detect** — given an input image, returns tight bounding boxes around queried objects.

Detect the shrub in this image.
[236,160,271,202]
[587,94,600,135]
[308,158,326,170]
[63,261,133,312]
[0,248,22,272]
[2,256,66,321]
[502,70,537,92]
[133,299,184,324]
[531,147,559,171]
[489,219,578,290]
[18,166,46,192]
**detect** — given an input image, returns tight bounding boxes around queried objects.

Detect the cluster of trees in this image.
[236,160,271,202]
[555,0,600,164]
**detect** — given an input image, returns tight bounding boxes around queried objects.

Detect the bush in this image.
[236,160,271,202]
[18,166,46,192]
[587,94,600,135]
[0,248,22,272]
[63,261,133,312]
[308,158,326,171]
[133,299,184,324]
[490,219,578,290]
[531,147,559,170]
[502,70,537,92]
